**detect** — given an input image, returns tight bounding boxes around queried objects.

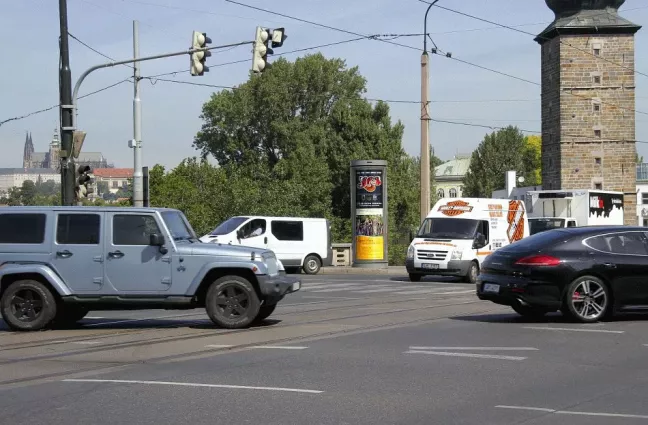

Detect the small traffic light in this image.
[75,165,95,200]
[271,27,287,48]
[252,26,271,73]
[190,31,212,76]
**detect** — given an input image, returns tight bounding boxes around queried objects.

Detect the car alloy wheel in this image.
[10,288,44,323]
[568,278,609,322]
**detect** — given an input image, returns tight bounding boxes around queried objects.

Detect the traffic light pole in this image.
[58,0,76,206]
[132,20,143,207]
[70,40,252,130]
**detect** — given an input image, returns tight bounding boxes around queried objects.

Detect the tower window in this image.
[593,48,600,56]
[593,75,601,84]
[594,183,602,190]
[593,103,601,112]
[594,129,601,138]
[595,157,601,165]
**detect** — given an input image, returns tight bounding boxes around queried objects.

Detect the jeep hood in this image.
[176,243,273,258]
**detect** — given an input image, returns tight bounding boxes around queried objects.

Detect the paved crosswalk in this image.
[299,279,474,297]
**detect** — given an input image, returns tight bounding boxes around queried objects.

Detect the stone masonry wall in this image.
[543,33,637,225]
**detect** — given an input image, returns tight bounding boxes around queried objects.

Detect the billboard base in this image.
[352,262,388,269]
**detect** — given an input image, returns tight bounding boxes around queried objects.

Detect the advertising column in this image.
[350,160,388,268]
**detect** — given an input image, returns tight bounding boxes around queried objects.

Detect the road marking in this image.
[306,284,370,293]
[62,379,323,394]
[350,287,405,293]
[405,350,526,361]
[496,405,648,419]
[84,312,206,327]
[205,345,234,349]
[523,326,624,334]
[251,345,309,350]
[84,316,105,319]
[410,346,538,351]
[71,341,101,345]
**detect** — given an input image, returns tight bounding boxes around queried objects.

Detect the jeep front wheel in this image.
[205,276,261,329]
[1,280,58,331]
[254,303,277,323]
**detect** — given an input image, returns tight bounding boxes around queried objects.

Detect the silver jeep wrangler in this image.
[0,206,301,331]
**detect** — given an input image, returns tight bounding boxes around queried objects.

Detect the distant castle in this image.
[22,130,109,171]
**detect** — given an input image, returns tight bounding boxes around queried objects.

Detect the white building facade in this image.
[0,169,60,195]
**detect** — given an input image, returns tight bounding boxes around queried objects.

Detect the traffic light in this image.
[75,165,95,200]
[190,31,212,76]
[252,27,287,74]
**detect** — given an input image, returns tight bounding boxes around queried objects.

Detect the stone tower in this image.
[536,0,641,225]
[22,131,34,169]
[49,128,60,170]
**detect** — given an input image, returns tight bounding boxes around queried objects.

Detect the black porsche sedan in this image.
[476,226,648,323]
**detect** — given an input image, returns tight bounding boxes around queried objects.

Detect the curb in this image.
[319,267,407,275]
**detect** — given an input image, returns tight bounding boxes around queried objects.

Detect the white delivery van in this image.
[406,198,530,283]
[200,216,332,274]
[525,189,624,235]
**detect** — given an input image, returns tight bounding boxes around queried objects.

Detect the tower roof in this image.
[536,0,640,44]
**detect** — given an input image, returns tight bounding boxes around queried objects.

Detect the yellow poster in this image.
[356,236,384,260]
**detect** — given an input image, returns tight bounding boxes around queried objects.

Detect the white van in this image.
[406,198,529,283]
[200,216,332,274]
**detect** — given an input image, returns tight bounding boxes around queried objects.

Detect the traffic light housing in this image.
[252,27,287,74]
[75,165,95,200]
[190,31,212,76]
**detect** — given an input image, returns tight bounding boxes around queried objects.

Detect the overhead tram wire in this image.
[416,0,648,79]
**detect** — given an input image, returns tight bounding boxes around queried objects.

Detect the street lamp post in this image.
[420,0,440,222]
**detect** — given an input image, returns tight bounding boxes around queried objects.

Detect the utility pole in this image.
[132,20,143,207]
[420,0,440,222]
[58,0,75,206]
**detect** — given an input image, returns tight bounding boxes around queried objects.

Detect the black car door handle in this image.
[56,250,73,258]
[603,263,617,269]
[108,251,125,259]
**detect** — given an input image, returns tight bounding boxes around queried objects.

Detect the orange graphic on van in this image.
[438,200,473,216]
[506,200,525,243]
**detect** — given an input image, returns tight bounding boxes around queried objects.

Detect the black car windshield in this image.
[417,218,479,240]
[209,217,249,236]
[161,211,197,242]
[529,218,565,235]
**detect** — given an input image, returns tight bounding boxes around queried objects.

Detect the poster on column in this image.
[355,169,385,261]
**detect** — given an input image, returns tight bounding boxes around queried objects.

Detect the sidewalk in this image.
[319,266,407,275]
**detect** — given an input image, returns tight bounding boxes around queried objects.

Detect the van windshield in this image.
[417,218,480,240]
[529,218,565,235]
[210,217,249,236]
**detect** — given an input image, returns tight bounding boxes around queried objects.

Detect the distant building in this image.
[0,169,60,195]
[22,129,109,170]
[434,154,471,198]
[92,168,133,199]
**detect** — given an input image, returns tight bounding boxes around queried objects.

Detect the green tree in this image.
[463,126,538,197]
[20,180,37,205]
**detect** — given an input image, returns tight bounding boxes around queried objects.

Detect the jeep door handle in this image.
[56,250,73,258]
[108,250,125,259]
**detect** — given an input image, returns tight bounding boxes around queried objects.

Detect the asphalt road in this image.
[2,274,648,424]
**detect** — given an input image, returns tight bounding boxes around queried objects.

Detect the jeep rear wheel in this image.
[0,280,57,331]
[205,276,261,329]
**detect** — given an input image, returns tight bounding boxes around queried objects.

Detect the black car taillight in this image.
[514,254,561,266]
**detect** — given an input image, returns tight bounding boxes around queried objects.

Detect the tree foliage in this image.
[462,126,541,197]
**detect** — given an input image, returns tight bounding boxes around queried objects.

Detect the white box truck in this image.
[406,198,530,284]
[525,190,624,235]
[200,216,332,274]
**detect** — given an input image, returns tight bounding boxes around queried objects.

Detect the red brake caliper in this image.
[572,291,580,300]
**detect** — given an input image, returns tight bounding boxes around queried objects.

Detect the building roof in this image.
[435,156,471,180]
[93,168,133,178]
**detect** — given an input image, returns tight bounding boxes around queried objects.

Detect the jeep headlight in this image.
[407,245,415,259]
[451,250,462,260]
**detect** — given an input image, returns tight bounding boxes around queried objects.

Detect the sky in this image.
[1,0,648,170]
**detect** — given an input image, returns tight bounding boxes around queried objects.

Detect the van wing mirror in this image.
[236,229,243,239]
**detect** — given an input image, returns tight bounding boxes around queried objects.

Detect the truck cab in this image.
[528,217,578,235]
[406,198,529,284]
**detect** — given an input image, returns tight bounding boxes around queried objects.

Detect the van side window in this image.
[0,213,46,244]
[478,220,489,243]
[241,219,266,239]
[113,215,160,245]
[567,220,576,227]
[272,221,304,241]
[57,214,101,245]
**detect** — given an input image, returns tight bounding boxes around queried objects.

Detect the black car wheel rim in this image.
[215,284,250,319]
[10,289,44,322]
[571,280,607,319]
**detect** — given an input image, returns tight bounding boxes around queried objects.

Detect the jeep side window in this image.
[113,215,161,245]
[56,214,101,245]
[0,213,46,244]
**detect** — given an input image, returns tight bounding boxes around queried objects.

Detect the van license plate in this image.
[421,263,439,269]
[483,283,500,293]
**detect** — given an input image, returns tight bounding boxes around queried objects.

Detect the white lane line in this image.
[251,345,309,350]
[62,379,323,394]
[84,312,206,327]
[84,316,105,319]
[205,345,234,349]
[496,405,648,419]
[350,287,406,293]
[71,341,101,345]
[523,326,624,334]
[306,284,370,293]
[395,289,473,295]
[405,350,526,361]
[410,346,538,351]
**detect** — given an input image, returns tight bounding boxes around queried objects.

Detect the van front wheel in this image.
[303,255,321,275]
[463,262,479,284]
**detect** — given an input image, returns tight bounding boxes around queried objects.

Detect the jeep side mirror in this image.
[150,233,168,254]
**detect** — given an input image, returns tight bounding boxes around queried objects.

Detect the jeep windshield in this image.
[209,216,249,236]
[417,217,479,240]
[161,211,199,242]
